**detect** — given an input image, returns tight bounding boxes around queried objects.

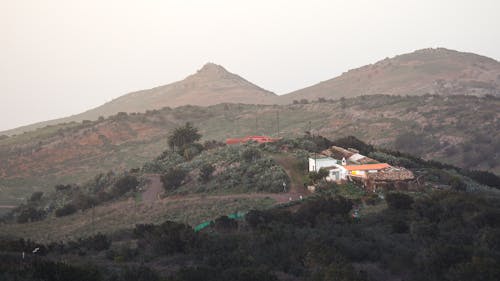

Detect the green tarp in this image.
[194,212,247,232]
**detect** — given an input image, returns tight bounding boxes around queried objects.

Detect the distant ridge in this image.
[280,48,500,103]
[4,48,500,136]
[2,63,277,136]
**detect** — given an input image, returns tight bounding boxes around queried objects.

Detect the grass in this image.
[0,195,276,243]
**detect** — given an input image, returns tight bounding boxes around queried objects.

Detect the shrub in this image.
[112,175,139,196]
[29,191,44,202]
[309,168,329,184]
[17,207,46,223]
[385,193,414,210]
[79,233,111,251]
[54,184,72,192]
[241,147,261,162]
[55,204,77,217]
[214,216,238,232]
[199,164,215,183]
[161,168,187,191]
[136,221,197,255]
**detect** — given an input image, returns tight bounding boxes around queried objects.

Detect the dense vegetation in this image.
[1,191,499,281]
[2,129,499,280]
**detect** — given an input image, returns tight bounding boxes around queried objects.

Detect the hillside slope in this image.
[281,48,500,103]
[1,95,498,207]
[1,63,276,136]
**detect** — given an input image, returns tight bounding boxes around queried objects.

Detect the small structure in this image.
[308,156,340,172]
[226,135,280,145]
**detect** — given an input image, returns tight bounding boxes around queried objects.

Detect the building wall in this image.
[308,158,339,172]
[326,165,348,182]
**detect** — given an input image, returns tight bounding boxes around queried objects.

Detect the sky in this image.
[1,0,500,131]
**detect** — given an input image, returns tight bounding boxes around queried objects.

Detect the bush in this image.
[161,168,187,191]
[17,207,46,223]
[113,175,139,196]
[54,184,72,192]
[241,147,261,162]
[199,164,215,183]
[55,204,78,217]
[29,192,44,202]
[136,221,197,255]
[79,233,111,251]
[214,216,238,232]
[385,193,414,210]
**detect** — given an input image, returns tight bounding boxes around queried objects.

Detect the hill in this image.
[1,135,500,281]
[281,48,500,103]
[1,63,277,136]
[0,95,498,208]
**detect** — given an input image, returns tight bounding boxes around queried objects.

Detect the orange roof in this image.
[344,163,391,171]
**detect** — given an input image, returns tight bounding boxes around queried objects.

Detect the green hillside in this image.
[0,95,498,208]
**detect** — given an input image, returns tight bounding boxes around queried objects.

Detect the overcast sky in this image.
[1,0,500,131]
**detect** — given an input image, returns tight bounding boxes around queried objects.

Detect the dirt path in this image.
[142,174,163,202]
[270,153,309,196]
[0,205,16,209]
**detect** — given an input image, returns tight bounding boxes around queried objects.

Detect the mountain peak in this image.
[197,62,230,76]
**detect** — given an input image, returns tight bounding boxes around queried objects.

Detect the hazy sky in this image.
[1,0,500,131]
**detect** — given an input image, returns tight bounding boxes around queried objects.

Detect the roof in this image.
[310,156,338,162]
[348,153,365,162]
[344,163,391,171]
[322,165,346,170]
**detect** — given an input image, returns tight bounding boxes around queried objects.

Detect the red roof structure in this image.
[344,163,391,171]
[226,136,281,145]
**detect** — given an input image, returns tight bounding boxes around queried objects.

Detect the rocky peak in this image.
[195,63,231,77]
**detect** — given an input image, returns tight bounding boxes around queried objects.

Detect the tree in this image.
[161,168,187,191]
[168,122,202,152]
[309,168,329,184]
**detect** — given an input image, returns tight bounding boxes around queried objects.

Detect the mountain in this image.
[281,48,500,103]
[1,63,277,136]
[4,48,500,137]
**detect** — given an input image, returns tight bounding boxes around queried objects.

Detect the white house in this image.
[309,156,349,182]
[309,156,339,172]
[324,164,348,182]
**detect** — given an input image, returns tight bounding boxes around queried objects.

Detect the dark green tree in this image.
[168,122,202,152]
